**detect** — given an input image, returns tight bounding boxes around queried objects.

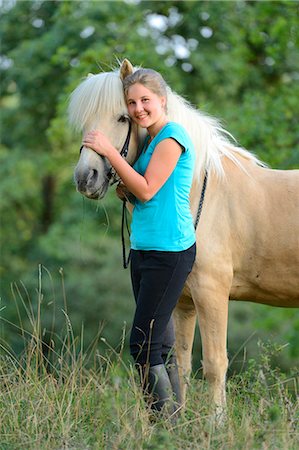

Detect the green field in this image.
[1,313,298,450]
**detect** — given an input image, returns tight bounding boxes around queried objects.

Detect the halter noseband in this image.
[79,118,132,186]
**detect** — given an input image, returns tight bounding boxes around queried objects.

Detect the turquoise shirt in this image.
[131,122,195,251]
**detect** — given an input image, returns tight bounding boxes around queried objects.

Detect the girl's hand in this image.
[116,183,135,203]
[82,130,114,157]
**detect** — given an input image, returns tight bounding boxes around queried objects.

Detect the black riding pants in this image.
[129,243,196,367]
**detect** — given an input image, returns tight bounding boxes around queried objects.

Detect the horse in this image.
[68,59,299,420]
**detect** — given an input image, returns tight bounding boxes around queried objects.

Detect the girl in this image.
[83,68,196,418]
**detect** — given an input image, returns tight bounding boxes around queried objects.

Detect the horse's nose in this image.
[76,177,87,193]
[75,168,98,193]
[86,168,98,187]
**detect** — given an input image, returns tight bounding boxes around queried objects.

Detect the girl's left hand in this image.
[82,130,113,157]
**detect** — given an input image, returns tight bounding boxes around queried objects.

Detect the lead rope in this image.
[194,171,208,230]
[121,199,131,269]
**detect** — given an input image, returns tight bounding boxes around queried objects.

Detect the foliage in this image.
[143,0,299,168]
[0,0,298,373]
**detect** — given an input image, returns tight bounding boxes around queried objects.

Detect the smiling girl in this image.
[83,68,196,419]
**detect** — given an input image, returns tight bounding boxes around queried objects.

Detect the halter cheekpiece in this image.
[79,118,132,186]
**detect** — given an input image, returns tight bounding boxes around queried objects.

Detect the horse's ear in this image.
[120,59,134,80]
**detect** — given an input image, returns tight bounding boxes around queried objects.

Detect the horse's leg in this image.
[191,283,229,423]
[173,294,197,404]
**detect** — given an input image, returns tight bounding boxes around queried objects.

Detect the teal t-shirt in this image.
[131,122,195,251]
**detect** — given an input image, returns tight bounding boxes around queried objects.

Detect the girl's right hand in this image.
[82,130,114,157]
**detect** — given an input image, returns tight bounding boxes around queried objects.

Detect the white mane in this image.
[69,68,264,180]
[68,72,127,131]
[166,88,264,179]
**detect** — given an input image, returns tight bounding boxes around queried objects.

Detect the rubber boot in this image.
[164,354,182,408]
[161,319,182,408]
[142,364,177,420]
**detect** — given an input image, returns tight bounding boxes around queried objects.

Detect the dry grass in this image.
[0,272,298,449]
[1,330,298,450]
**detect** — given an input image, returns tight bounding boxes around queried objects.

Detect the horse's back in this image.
[194,158,299,307]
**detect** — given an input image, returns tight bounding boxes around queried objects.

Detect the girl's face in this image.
[126,83,166,131]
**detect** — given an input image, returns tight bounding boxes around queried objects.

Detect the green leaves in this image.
[1,0,298,371]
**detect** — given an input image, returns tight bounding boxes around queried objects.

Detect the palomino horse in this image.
[69,60,299,419]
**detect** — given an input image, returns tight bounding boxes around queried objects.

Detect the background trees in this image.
[1,0,298,371]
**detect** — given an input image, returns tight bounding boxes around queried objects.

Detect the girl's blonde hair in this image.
[122,68,168,102]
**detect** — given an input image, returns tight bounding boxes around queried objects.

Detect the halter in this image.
[78,119,133,268]
[106,119,132,185]
[79,118,132,186]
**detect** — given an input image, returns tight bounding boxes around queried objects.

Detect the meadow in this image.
[0,293,298,450]
[1,3,299,448]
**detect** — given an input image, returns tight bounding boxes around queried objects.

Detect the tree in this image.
[1,0,298,369]
[0,0,175,352]
[139,0,299,167]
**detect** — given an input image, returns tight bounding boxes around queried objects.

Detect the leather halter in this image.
[106,119,132,185]
[79,118,132,186]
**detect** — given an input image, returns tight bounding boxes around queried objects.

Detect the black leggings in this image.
[129,243,196,367]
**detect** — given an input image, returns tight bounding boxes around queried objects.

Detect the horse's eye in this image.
[118,115,128,123]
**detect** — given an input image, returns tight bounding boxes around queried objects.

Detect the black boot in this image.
[164,354,182,408]
[161,319,182,408]
[142,364,177,420]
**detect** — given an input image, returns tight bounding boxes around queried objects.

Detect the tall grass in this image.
[0,269,298,449]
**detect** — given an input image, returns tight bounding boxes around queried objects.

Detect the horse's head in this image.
[69,59,142,199]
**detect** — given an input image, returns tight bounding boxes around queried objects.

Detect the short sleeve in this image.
[155,123,192,154]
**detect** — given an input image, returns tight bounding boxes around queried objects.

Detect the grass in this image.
[0,272,298,449]
[0,340,298,450]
